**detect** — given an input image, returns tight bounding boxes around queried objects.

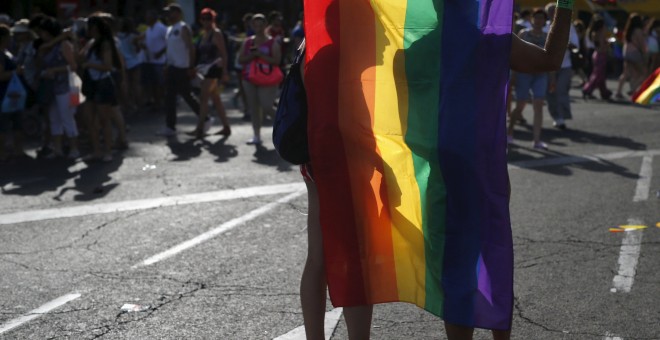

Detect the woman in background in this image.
[191,8,231,138]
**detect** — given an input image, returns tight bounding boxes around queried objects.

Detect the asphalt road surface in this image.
[1,84,659,339]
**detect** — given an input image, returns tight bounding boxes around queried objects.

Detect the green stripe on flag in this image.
[403,0,446,317]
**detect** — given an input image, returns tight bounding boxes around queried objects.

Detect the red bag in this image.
[246,59,283,86]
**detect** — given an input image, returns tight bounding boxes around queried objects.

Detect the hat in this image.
[163,3,182,13]
[251,13,266,21]
[11,19,30,33]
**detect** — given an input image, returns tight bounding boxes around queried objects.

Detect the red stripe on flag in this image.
[305,0,368,305]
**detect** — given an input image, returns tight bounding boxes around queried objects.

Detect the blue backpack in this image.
[272,40,308,165]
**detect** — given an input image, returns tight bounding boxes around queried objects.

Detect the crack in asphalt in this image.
[0,212,143,258]
[45,280,208,340]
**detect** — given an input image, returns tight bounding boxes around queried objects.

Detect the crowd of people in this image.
[509,4,659,150]
[0,5,304,162]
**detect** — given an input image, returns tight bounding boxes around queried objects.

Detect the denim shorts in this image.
[515,72,548,101]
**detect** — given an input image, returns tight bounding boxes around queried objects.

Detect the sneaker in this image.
[553,120,567,130]
[155,127,176,137]
[246,137,262,145]
[532,141,548,150]
[102,154,113,162]
[506,135,514,144]
[68,150,81,160]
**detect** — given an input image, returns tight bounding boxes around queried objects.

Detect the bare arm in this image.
[182,26,195,69]
[511,7,572,73]
[237,40,252,64]
[213,29,230,82]
[213,30,228,70]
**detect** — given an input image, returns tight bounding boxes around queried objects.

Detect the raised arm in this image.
[511,3,572,73]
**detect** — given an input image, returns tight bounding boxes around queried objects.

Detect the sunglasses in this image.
[201,16,213,21]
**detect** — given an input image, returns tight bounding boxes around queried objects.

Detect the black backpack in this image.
[272,40,308,165]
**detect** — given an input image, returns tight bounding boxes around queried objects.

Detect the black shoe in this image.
[582,91,596,100]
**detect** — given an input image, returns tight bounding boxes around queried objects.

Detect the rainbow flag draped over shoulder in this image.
[304,0,513,330]
[633,67,660,105]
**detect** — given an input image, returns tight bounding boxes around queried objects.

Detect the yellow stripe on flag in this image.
[372,0,426,307]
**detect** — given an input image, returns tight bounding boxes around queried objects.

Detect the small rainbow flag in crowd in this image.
[632,67,660,105]
[304,0,513,330]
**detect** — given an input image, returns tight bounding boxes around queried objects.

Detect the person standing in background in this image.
[192,8,231,139]
[156,3,202,137]
[645,19,660,73]
[0,24,25,161]
[117,18,143,115]
[238,13,281,145]
[140,10,167,112]
[615,13,647,100]
[508,8,550,150]
[544,3,579,129]
[38,17,79,159]
[582,15,612,100]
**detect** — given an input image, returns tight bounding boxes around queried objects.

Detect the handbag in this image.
[272,40,308,164]
[246,58,284,86]
[68,69,86,107]
[1,73,27,113]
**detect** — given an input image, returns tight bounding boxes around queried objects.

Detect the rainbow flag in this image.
[304,0,513,330]
[633,67,660,105]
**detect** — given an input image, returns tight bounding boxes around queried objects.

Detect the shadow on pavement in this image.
[201,136,238,163]
[1,157,79,197]
[53,158,124,201]
[252,144,293,172]
[508,120,646,178]
[166,137,203,162]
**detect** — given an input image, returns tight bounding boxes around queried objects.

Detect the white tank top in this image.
[166,21,190,68]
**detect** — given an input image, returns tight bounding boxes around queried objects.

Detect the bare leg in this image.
[99,105,114,157]
[492,329,511,340]
[111,106,128,146]
[301,179,327,340]
[615,64,629,96]
[445,322,474,340]
[532,99,544,144]
[210,81,231,133]
[197,79,212,137]
[345,305,373,340]
[85,104,102,158]
[507,101,525,137]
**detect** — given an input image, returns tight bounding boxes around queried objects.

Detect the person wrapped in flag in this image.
[298,0,575,338]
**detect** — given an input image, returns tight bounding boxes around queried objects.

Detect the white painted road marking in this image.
[611,218,644,293]
[604,332,623,340]
[508,149,660,170]
[632,156,653,202]
[0,293,81,335]
[611,155,653,294]
[274,308,343,340]
[0,183,305,225]
[133,190,305,268]
[1,149,656,226]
